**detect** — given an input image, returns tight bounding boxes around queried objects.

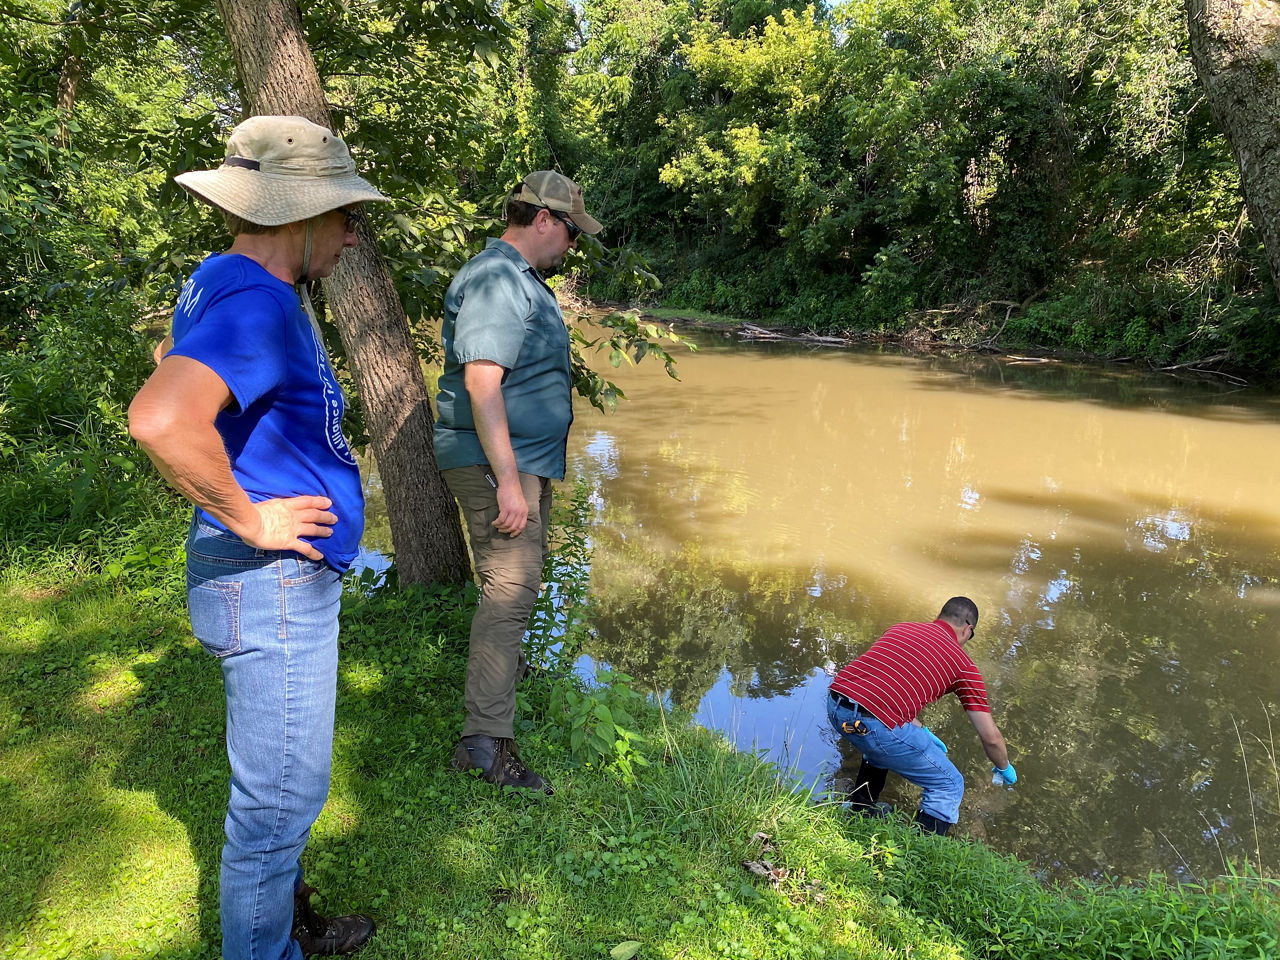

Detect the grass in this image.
[1,538,1278,959]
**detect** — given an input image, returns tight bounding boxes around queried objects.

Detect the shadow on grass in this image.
[0,572,482,956]
[0,571,217,954]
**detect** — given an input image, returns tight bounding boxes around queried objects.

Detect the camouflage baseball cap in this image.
[514,170,602,235]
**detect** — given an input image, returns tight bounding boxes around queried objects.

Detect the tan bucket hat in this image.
[514,170,603,235]
[174,115,388,227]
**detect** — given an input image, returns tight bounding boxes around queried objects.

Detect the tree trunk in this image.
[56,51,81,113]
[1186,0,1280,294]
[55,4,83,144]
[213,0,471,586]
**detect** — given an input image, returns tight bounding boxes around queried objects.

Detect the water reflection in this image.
[566,334,1280,882]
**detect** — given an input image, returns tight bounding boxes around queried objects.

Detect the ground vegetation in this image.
[1,498,1278,956]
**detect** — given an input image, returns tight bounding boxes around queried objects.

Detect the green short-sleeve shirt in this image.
[433,239,573,479]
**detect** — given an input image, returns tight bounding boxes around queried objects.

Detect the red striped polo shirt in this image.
[830,619,990,728]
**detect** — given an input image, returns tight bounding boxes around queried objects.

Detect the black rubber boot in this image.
[848,761,889,814]
[452,734,553,795]
[292,883,375,956]
[913,810,953,836]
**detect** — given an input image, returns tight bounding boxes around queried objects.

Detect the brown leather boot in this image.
[452,735,553,795]
[292,883,375,956]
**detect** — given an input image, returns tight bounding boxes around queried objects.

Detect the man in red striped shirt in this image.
[827,597,1016,835]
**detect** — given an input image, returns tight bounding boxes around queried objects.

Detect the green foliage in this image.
[0,304,175,551]
[0,0,224,555]
[872,824,1280,960]
[499,0,1275,366]
[569,307,693,412]
[546,667,651,780]
[301,0,514,332]
[524,479,594,671]
[521,482,652,780]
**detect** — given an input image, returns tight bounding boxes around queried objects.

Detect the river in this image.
[368,328,1280,882]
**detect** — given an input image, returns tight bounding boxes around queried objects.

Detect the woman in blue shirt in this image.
[129,115,386,960]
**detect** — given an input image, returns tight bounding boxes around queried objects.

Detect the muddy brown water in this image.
[368,330,1280,881]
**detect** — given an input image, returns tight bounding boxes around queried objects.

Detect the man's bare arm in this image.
[967,709,1010,770]
[465,359,527,536]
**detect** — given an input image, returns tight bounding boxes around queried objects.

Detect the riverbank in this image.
[634,305,1263,387]
[2,519,1277,959]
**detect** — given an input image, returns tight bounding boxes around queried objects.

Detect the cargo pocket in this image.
[186,573,242,658]
[462,494,501,549]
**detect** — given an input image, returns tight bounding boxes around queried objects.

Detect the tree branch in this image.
[0,2,98,26]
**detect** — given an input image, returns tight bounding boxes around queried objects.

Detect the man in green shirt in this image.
[434,171,602,794]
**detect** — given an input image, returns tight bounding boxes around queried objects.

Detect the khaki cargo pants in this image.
[443,465,552,739]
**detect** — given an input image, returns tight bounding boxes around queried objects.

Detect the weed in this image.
[545,667,650,781]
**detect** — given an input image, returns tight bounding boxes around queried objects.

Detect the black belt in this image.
[830,690,872,717]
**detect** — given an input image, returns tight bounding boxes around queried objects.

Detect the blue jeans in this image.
[186,515,341,960]
[828,695,964,823]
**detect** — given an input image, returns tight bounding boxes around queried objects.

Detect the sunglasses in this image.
[548,209,581,241]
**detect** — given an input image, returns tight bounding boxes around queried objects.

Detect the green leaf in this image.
[610,941,642,960]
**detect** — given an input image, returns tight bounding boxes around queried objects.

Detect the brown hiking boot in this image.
[292,883,375,956]
[452,735,553,795]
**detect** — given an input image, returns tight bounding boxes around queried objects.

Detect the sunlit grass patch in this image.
[0,735,200,955]
[33,809,198,950]
[339,660,387,695]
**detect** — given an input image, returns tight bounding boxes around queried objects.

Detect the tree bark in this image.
[56,50,81,113]
[1186,0,1280,294]
[213,0,471,585]
[55,4,83,144]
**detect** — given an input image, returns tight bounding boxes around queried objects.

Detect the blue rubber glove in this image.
[922,726,948,754]
[991,763,1017,786]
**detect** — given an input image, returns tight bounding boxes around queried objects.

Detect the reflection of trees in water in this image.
[744,337,1277,417]
[585,480,1280,881]
[586,535,739,710]
[585,532,878,711]
[941,497,1280,881]
[905,349,1279,420]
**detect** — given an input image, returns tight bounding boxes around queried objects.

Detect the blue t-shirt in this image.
[433,239,573,479]
[169,253,364,572]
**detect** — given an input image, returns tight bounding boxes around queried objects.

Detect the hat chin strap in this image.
[296,217,325,349]
[297,217,315,285]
